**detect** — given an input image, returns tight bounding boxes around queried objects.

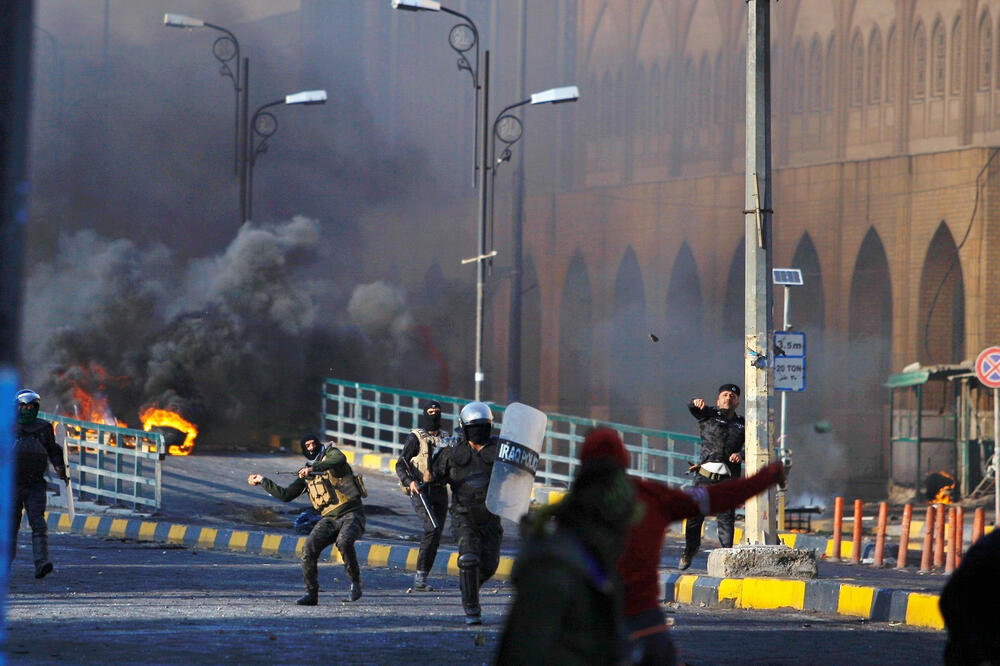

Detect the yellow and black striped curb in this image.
[660,571,943,630]
[40,509,517,580]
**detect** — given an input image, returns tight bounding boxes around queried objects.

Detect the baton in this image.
[400,457,438,530]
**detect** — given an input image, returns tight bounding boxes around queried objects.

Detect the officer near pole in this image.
[394,400,450,592]
[12,389,67,579]
[248,433,366,605]
[680,383,745,570]
[430,401,501,625]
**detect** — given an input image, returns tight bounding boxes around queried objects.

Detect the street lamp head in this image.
[163,13,205,29]
[391,0,442,11]
[284,90,328,106]
[529,86,580,105]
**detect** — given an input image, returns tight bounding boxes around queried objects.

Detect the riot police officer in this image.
[431,401,500,625]
[248,434,366,605]
[13,389,67,578]
[395,400,449,592]
[680,383,744,569]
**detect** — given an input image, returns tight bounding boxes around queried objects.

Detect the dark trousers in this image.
[411,484,449,573]
[626,607,678,666]
[12,479,48,565]
[684,476,735,555]
[452,510,502,585]
[302,509,365,593]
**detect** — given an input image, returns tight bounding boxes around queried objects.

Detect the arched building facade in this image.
[340,0,1000,496]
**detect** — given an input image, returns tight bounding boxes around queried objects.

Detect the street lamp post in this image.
[391,0,480,187]
[163,13,242,176]
[488,87,579,402]
[245,90,328,222]
[394,0,579,401]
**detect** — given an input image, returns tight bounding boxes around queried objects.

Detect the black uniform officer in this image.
[431,401,501,625]
[13,389,67,579]
[395,400,450,592]
[680,383,744,570]
[248,434,366,605]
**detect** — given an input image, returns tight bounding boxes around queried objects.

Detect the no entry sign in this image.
[975,346,1000,389]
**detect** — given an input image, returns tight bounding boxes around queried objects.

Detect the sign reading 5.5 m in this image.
[774,331,806,392]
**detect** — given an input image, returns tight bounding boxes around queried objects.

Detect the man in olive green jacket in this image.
[248,433,365,605]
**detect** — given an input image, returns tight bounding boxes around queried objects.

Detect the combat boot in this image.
[459,553,482,624]
[32,533,52,579]
[678,549,695,571]
[343,580,362,602]
[296,591,318,606]
[408,570,433,593]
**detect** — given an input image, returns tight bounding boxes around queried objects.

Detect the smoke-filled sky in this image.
[22,0,466,444]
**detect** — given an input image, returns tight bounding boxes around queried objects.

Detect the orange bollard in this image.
[933,504,946,569]
[945,506,957,574]
[919,505,935,573]
[955,506,964,568]
[896,503,913,569]
[972,507,985,544]
[831,496,844,561]
[873,502,888,567]
[852,499,864,563]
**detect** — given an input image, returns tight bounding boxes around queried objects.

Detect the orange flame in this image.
[140,407,198,456]
[69,386,125,427]
[930,471,955,505]
[59,363,128,426]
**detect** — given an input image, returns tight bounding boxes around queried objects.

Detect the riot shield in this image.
[485,402,547,522]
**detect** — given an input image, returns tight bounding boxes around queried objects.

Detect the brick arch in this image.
[663,241,703,425]
[790,232,826,410]
[722,237,744,340]
[520,253,541,407]
[846,227,893,477]
[868,27,883,105]
[918,221,965,365]
[558,249,593,416]
[610,245,647,425]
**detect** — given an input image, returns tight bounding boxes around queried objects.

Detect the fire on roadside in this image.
[928,470,956,504]
[140,407,198,456]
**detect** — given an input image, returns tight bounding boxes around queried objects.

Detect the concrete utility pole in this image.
[743,0,777,545]
[1,0,36,645]
[506,0,528,404]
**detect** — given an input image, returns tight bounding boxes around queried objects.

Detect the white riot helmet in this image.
[15,389,40,405]
[459,401,494,444]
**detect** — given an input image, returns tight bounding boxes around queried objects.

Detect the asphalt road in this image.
[5,532,947,665]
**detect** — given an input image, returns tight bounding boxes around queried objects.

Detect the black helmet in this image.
[299,433,325,461]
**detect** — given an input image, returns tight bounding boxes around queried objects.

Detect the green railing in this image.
[42,412,165,511]
[321,378,700,488]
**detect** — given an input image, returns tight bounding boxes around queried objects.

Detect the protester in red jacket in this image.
[592,427,785,666]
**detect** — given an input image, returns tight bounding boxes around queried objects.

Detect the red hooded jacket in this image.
[618,462,784,616]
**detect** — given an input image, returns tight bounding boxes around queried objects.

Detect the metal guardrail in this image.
[41,411,165,511]
[321,378,700,488]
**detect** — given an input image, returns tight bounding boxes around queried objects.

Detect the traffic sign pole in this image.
[778,284,790,530]
[974,346,1000,526]
[994,387,999,526]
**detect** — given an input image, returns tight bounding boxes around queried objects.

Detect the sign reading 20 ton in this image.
[774,331,806,392]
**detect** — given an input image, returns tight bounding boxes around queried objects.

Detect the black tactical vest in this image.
[15,425,49,483]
